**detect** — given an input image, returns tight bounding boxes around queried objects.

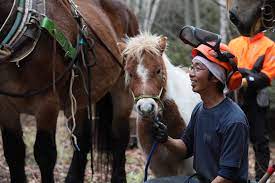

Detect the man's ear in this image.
[208,72,219,83]
[159,36,167,55]
[117,42,127,55]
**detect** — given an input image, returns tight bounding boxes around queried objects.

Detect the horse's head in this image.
[227,0,274,36]
[117,33,168,119]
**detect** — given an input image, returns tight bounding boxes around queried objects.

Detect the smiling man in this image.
[152,43,249,183]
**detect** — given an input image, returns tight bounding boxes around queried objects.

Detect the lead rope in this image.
[144,141,158,182]
[143,116,162,182]
[66,69,80,151]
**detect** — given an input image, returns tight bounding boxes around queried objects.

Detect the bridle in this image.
[260,0,275,31]
[131,87,165,112]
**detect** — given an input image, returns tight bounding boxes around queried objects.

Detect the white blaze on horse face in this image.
[136,61,149,90]
[136,98,158,117]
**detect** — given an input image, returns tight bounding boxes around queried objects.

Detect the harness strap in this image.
[252,55,265,73]
[40,17,77,60]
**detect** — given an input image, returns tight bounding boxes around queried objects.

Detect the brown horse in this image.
[0,0,138,182]
[227,0,275,36]
[117,33,201,177]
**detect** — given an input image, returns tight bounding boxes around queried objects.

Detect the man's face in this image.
[189,61,211,94]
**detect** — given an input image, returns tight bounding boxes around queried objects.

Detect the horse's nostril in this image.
[229,11,239,25]
[150,104,155,112]
[137,104,141,112]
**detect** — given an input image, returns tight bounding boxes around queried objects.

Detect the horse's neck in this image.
[137,117,155,154]
[162,99,186,138]
[163,54,201,124]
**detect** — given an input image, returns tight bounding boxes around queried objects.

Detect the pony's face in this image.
[126,51,165,118]
[118,34,167,119]
[227,0,264,36]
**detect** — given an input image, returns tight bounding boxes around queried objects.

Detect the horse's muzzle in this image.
[136,98,158,117]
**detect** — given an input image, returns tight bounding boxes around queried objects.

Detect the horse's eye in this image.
[129,73,133,77]
[156,69,161,74]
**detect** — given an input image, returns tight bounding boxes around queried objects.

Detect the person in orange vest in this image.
[228,32,275,181]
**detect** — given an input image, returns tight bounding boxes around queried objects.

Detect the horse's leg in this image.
[34,97,59,183]
[110,79,133,183]
[65,109,91,183]
[1,115,26,183]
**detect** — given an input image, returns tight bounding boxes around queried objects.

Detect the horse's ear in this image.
[159,36,167,55]
[117,42,127,55]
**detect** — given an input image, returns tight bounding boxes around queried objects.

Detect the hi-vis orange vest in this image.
[228,32,275,81]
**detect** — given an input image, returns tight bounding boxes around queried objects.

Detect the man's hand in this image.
[152,120,168,143]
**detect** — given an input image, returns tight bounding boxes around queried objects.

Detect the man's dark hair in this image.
[208,71,225,93]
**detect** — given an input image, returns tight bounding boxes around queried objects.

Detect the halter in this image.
[260,0,275,31]
[131,87,165,112]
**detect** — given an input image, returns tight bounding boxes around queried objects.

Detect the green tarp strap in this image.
[40,17,77,60]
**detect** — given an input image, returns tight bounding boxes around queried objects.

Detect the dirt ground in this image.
[0,113,274,183]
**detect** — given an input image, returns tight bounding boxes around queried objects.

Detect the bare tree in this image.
[184,0,191,25]
[219,0,228,42]
[124,0,161,31]
[193,0,201,27]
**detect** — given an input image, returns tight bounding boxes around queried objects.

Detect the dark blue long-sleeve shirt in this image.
[181,98,249,182]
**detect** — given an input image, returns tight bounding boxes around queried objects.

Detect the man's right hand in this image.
[152,120,168,143]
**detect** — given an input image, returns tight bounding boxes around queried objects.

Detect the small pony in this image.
[117,33,201,177]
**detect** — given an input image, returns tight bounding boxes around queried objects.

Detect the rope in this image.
[66,69,80,151]
[144,141,158,182]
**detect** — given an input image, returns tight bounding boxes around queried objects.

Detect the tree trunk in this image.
[147,0,161,31]
[193,0,201,27]
[219,0,228,42]
[184,0,191,25]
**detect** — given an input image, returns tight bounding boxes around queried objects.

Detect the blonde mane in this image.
[122,32,163,62]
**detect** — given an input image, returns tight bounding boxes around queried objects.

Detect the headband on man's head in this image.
[192,56,226,85]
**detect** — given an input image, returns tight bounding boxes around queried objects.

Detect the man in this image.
[228,32,274,181]
[152,43,249,183]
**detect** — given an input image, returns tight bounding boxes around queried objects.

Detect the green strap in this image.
[40,17,77,60]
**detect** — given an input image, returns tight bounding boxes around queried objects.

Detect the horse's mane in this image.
[122,32,163,61]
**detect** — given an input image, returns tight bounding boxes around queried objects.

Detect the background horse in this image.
[0,0,138,182]
[227,0,275,36]
[117,33,201,177]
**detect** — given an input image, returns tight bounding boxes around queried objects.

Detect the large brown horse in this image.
[117,33,201,177]
[0,0,138,182]
[227,0,275,36]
